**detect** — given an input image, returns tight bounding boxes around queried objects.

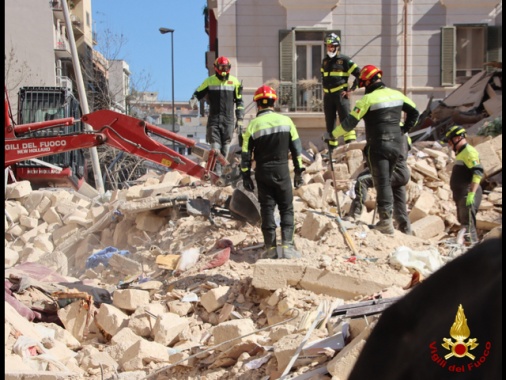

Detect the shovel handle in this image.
[336,215,359,255]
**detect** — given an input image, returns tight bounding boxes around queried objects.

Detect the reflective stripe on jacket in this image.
[341,84,419,143]
[450,143,484,197]
[240,109,303,171]
[321,54,360,92]
[194,74,245,126]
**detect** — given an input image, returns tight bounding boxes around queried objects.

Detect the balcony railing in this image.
[50,0,62,11]
[276,81,324,113]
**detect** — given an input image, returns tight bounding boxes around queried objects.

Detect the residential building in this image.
[204,0,502,148]
[5,0,97,117]
[129,92,208,153]
[109,60,131,114]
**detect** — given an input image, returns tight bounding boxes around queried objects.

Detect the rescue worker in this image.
[347,134,413,235]
[190,56,245,175]
[240,85,305,260]
[442,125,483,244]
[324,64,419,235]
[321,33,361,145]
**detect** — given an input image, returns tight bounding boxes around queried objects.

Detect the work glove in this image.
[294,167,305,189]
[323,132,339,149]
[189,95,198,109]
[466,192,475,207]
[242,171,255,192]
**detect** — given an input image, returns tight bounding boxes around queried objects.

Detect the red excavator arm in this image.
[5,89,230,187]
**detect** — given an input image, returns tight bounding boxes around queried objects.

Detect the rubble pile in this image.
[4,131,502,379]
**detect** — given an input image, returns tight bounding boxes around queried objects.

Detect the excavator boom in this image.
[5,88,232,187]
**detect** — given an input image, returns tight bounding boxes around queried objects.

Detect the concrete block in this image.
[112,289,150,312]
[211,318,256,352]
[411,215,445,239]
[129,303,168,337]
[252,261,305,291]
[152,312,190,346]
[5,201,29,223]
[95,303,129,338]
[300,267,390,300]
[5,247,20,268]
[5,180,32,199]
[43,207,63,225]
[106,327,143,362]
[409,190,436,223]
[200,286,232,313]
[119,339,170,372]
[475,137,502,177]
[300,211,333,241]
[108,253,143,277]
[327,320,376,378]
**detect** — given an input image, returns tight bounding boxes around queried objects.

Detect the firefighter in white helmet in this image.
[321,33,361,145]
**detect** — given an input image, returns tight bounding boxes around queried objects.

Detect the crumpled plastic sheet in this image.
[13,335,69,371]
[389,245,444,277]
[85,246,130,269]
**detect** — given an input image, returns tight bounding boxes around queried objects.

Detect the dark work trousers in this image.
[255,162,294,246]
[207,122,233,172]
[323,91,350,134]
[351,164,410,230]
[364,140,401,217]
[453,186,482,242]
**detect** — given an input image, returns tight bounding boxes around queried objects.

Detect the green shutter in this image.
[279,30,294,82]
[487,26,502,66]
[441,26,456,87]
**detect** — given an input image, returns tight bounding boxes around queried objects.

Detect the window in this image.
[280,29,338,111]
[441,24,502,86]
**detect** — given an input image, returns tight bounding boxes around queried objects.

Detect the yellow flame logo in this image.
[442,304,479,360]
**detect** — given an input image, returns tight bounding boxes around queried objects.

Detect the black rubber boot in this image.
[281,227,301,259]
[399,221,413,236]
[344,200,362,222]
[261,230,278,259]
[281,243,301,259]
[372,208,394,235]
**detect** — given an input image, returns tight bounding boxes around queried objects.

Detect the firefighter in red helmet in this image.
[190,56,244,175]
[324,64,419,235]
[240,85,305,260]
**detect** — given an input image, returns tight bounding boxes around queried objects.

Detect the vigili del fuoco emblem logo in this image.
[442,304,478,359]
[429,304,492,373]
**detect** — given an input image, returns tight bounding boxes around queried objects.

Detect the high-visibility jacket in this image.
[194,74,244,127]
[450,143,484,199]
[338,82,419,144]
[321,54,360,93]
[240,109,303,172]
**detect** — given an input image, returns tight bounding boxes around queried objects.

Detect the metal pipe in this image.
[61,0,105,194]
[403,0,409,95]
[159,27,176,150]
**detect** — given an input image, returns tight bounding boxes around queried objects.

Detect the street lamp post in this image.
[159,27,175,150]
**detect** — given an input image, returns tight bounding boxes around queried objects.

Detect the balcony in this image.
[54,39,71,59]
[275,81,324,113]
[51,0,64,21]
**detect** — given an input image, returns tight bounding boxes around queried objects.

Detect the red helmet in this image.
[254,85,277,104]
[214,56,231,77]
[358,65,382,88]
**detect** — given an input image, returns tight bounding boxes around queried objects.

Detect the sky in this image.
[92,0,208,102]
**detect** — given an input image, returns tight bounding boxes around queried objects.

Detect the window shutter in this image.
[487,26,502,66]
[279,30,295,82]
[441,26,456,87]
